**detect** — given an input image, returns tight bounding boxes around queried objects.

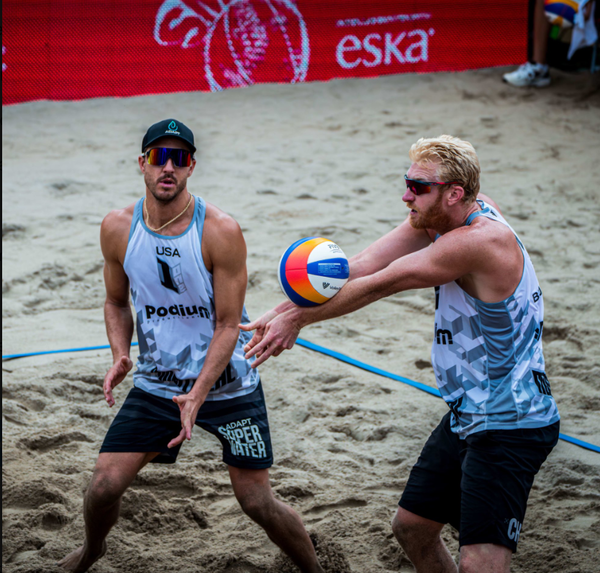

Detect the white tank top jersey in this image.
[432,200,560,437]
[123,196,259,401]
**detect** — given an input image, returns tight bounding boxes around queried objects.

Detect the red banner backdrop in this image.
[2,1,527,105]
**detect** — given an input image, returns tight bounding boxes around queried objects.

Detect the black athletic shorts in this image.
[399,412,559,552]
[100,380,273,469]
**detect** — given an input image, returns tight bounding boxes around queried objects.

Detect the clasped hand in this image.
[240,309,301,368]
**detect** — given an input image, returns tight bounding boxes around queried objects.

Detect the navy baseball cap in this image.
[142,119,196,154]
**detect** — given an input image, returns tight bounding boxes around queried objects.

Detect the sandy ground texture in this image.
[3,67,600,573]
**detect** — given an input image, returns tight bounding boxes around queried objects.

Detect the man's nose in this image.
[402,188,414,203]
[163,158,176,171]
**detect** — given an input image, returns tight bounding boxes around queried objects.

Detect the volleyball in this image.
[544,0,579,28]
[278,237,349,307]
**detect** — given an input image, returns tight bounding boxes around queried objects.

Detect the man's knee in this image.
[236,487,276,523]
[391,509,409,542]
[229,467,277,523]
[87,455,142,506]
[87,468,127,506]
[459,544,511,573]
[392,507,444,549]
[87,452,154,506]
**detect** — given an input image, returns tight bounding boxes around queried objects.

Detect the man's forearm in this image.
[189,325,240,403]
[274,300,295,314]
[104,300,134,362]
[288,272,393,330]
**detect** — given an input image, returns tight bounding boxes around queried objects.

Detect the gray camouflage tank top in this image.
[432,200,559,437]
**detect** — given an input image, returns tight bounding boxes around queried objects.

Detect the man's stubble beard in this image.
[145,172,188,203]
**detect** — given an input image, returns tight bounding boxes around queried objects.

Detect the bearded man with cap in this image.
[58,119,323,573]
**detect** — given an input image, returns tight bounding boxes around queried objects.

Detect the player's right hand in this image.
[103,356,133,407]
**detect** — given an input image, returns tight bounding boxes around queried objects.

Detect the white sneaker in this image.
[503,62,551,87]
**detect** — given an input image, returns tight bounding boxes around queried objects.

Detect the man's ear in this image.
[446,184,465,206]
[138,154,146,173]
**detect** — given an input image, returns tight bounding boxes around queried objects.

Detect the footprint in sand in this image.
[19,431,93,453]
[3,479,69,510]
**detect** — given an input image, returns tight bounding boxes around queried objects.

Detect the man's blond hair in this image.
[409,135,480,202]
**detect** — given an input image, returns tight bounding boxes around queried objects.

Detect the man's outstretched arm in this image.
[242,217,432,356]
[244,224,488,367]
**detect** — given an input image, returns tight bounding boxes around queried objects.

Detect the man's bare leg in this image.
[58,451,159,572]
[533,0,551,65]
[392,507,457,573]
[458,543,511,573]
[228,467,324,573]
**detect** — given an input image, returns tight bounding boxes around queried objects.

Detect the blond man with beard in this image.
[241,135,560,573]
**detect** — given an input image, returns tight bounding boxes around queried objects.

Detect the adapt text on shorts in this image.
[218,418,267,459]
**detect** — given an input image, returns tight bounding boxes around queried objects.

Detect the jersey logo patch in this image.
[157,257,187,294]
[447,396,463,417]
[532,370,552,396]
[435,323,453,345]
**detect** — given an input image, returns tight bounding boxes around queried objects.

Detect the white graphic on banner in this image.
[2,46,7,72]
[336,12,431,28]
[154,0,309,92]
[336,28,435,69]
[335,11,434,69]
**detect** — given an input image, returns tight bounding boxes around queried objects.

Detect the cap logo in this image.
[164,120,181,136]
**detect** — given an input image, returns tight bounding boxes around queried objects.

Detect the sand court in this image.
[3,68,600,572]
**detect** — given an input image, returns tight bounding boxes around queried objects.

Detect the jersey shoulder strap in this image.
[465,199,497,226]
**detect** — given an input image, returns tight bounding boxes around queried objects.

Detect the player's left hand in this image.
[244,312,301,368]
[239,308,279,354]
[168,393,202,448]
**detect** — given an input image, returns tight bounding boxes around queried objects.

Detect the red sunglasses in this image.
[404,175,459,195]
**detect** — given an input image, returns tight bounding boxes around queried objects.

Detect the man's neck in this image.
[144,190,193,233]
[433,200,481,236]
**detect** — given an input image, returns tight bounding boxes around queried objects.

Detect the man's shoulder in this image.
[476,193,503,214]
[102,203,137,233]
[432,211,515,263]
[204,202,243,237]
[455,211,514,248]
[202,202,246,269]
[467,216,515,250]
[100,202,137,255]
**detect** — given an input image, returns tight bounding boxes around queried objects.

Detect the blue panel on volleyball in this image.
[307,258,350,278]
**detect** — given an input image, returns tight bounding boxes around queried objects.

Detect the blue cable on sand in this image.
[1,343,138,360]
[3,340,599,454]
[295,339,442,398]
[295,339,600,455]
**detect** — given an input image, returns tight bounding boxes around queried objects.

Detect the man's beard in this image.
[145,173,187,203]
[408,192,453,233]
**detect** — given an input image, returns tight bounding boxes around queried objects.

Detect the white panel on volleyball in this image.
[306,241,349,298]
[307,274,348,298]
[308,241,345,261]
